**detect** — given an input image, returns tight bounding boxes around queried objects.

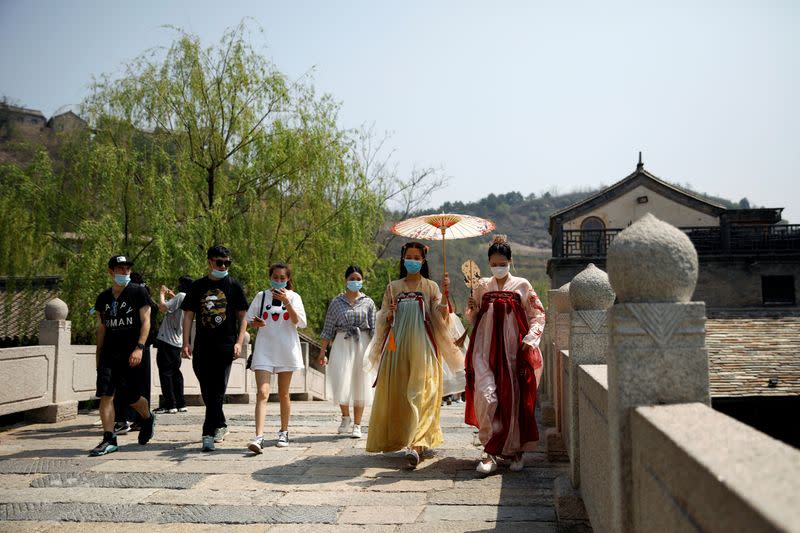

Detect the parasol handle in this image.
[440,226,452,313]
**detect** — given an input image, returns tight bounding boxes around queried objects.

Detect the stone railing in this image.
[0,300,326,421]
[539,214,800,532]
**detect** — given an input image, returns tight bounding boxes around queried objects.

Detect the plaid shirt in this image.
[320,294,376,341]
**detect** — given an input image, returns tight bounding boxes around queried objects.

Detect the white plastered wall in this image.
[563,185,720,230]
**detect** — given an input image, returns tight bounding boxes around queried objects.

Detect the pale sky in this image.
[1,0,798,221]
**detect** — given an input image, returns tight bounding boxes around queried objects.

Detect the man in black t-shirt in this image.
[90,255,157,456]
[181,245,248,451]
[114,272,157,433]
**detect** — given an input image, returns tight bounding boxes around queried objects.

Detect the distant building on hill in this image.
[547,154,799,309]
[0,103,87,143]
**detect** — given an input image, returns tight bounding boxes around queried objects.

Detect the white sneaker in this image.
[476,455,497,475]
[509,455,525,472]
[337,416,352,434]
[276,430,289,447]
[351,425,362,439]
[248,436,264,454]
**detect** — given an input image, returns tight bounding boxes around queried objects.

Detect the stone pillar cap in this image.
[569,263,615,310]
[607,213,698,303]
[44,297,69,320]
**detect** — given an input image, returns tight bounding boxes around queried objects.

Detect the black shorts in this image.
[96,350,151,405]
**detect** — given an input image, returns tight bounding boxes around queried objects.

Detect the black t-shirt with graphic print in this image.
[181,275,248,349]
[95,283,150,358]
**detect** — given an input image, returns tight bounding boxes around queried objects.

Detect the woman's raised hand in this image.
[273,288,289,304]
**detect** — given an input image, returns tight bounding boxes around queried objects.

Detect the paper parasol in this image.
[390,213,496,273]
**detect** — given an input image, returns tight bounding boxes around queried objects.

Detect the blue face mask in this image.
[210,269,229,279]
[346,280,363,292]
[114,274,131,286]
[404,259,423,274]
[271,280,288,290]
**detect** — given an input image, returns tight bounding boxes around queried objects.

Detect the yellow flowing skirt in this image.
[366,298,443,452]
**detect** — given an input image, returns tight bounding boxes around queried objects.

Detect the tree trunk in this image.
[207,167,215,210]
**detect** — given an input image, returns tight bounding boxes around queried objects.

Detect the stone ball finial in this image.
[607,213,698,303]
[569,263,616,310]
[44,298,69,320]
[553,282,572,313]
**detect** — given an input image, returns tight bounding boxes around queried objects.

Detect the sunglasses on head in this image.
[214,259,232,268]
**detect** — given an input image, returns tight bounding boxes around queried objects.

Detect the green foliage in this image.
[1,24,388,341]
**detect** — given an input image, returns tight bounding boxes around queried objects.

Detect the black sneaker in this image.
[153,407,177,414]
[138,412,156,445]
[405,447,420,469]
[113,421,132,435]
[89,436,118,457]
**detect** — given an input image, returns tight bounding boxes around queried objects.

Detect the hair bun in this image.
[491,234,508,245]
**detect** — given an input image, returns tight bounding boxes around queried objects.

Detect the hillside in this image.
[386,185,749,313]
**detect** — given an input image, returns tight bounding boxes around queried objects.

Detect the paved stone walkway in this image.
[0,400,574,532]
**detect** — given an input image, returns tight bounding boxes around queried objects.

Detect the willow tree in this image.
[53,23,386,337]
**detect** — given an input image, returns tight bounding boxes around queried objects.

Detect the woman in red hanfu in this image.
[465,235,546,475]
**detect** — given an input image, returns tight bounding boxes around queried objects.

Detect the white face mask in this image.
[491,265,509,279]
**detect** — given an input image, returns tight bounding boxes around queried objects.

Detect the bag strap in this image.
[259,290,267,319]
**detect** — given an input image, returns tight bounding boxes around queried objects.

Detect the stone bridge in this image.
[1,213,799,531]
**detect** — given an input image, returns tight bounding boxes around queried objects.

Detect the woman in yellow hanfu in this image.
[365,241,463,468]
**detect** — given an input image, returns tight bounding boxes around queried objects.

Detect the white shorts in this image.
[252,365,300,374]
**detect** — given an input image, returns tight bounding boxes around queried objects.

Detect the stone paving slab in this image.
[31,472,205,489]
[369,478,455,492]
[0,524,273,533]
[338,504,425,524]
[270,526,394,533]
[0,487,157,504]
[420,504,557,522]
[427,487,554,506]
[193,473,374,492]
[0,502,339,524]
[276,489,428,507]
[396,521,559,533]
[0,458,106,474]
[89,459,183,473]
[143,488,283,506]
[0,474,45,488]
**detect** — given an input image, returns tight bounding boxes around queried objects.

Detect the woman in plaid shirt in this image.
[318,265,376,439]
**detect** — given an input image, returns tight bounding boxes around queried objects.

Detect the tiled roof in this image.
[0,279,60,342]
[707,316,800,398]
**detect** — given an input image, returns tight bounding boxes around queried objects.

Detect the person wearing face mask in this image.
[90,255,156,456]
[365,242,463,468]
[153,275,194,414]
[317,265,377,439]
[181,245,249,452]
[245,262,307,453]
[464,235,546,475]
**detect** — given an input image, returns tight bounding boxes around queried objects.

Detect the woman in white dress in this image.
[245,263,307,453]
[318,265,376,438]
